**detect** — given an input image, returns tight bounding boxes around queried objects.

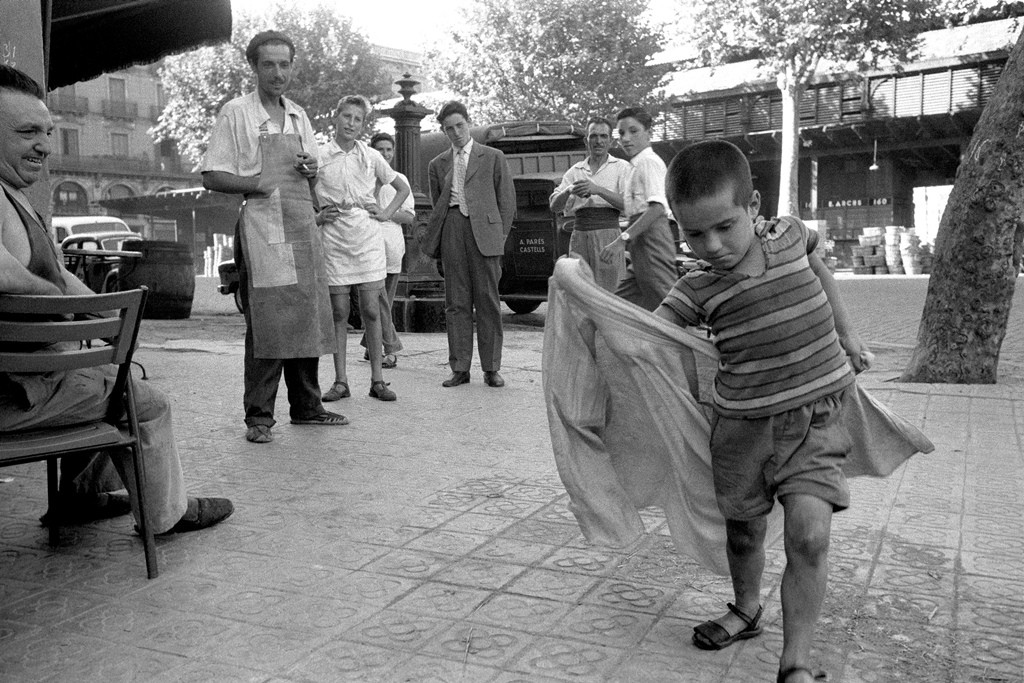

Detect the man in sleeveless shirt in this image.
[0,64,233,534]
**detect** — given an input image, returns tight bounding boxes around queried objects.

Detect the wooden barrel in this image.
[119,240,195,319]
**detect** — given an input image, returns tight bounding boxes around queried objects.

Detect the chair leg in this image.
[132,360,148,380]
[128,444,158,579]
[46,458,59,546]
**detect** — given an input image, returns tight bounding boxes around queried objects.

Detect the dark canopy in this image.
[46,0,232,89]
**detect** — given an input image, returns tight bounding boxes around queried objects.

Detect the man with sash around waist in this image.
[549,116,629,292]
[202,31,343,444]
[600,106,678,311]
[0,64,233,534]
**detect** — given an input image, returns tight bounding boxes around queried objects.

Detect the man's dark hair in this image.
[0,64,44,100]
[615,106,653,130]
[437,101,470,125]
[666,140,754,207]
[245,30,296,67]
[370,132,395,148]
[585,116,614,134]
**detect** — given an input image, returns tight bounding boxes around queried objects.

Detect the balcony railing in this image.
[101,100,138,120]
[48,154,190,176]
[47,94,89,116]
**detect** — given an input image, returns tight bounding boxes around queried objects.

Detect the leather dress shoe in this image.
[484,371,505,388]
[160,497,234,535]
[442,371,471,387]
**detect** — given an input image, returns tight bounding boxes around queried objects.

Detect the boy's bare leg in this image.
[712,517,768,634]
[358,288,384,383]
[778,493,833,681]
[330,292,351,385]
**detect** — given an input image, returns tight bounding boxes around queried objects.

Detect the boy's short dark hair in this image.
[615,106,653,130]
[585,116,613,133]
[0,64,43,100]
[245,31,295,67]
[370,132,395,148]
[666,140,754,207]
[437,101,470,125]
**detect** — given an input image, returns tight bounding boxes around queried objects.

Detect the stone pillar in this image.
[379,75,445,332]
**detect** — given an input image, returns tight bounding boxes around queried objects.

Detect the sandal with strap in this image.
[291,410,349,426]
[245,424,273,443]
[382,353,398,369]
[692,603,763,650]
[322,381,350,402]
[777,667,828,682]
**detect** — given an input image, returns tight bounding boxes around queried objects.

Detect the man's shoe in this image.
[369,380,397,401]
[484,371,505,388]
[161,497,234,534]
[40,491,132,527]
[442,371,471,387]
[245,424,273,443]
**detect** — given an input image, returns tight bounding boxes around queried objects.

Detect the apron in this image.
[238,133,334,359]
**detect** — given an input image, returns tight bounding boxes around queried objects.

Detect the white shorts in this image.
[381,222,405,274]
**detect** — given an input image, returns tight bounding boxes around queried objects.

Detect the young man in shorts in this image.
[316,96,410,402]
[656,140,872,683]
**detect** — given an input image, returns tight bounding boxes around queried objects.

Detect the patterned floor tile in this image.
[511,635,627,680]
[465,593,571,634]
[360,547,453,580]
[343,608,452,652]
[208,625,332,672]
[431,557,527,590]
[504,567,600,604]
[388,582,491,620]
[541,547,627,578]
[553,603,656,648]
[404,529,489,557]
[470,537,559,566]
[581,579,676,615]
[421,622,533,669]
[387,653,501,683]
[285,639,398,682]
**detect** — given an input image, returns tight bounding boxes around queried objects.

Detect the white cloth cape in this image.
[542,257,934,576]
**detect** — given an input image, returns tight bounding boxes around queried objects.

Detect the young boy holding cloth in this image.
[656,140,872,683]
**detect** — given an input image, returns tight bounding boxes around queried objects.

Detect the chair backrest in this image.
[0,288,148,423]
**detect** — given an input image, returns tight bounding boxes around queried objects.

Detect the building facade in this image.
[46,64,198,239]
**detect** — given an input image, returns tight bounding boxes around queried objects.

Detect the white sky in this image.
[231,0,680,51]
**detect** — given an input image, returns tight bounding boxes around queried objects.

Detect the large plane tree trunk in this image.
[777,66,802,218]
[901,30,1024,383]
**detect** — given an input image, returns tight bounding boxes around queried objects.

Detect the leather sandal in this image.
[322,381,350,402]
[245,424,273,443]
[291,411,349,426]
[777,667,828,682]
[369,380,396,401]
[692,603,763,650]
[382,353,398,369]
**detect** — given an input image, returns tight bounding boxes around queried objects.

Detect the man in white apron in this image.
[202,31,341,444]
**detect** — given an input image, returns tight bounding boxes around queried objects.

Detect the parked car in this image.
[52,215,134,243]
[60,231,143,293]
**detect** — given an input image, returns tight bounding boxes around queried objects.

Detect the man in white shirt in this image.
[202,31,342,443]
[550,117,629,292]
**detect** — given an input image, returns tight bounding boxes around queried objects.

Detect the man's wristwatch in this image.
[620,231,631,242]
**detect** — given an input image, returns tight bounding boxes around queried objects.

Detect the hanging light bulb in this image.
[869,139,879,171]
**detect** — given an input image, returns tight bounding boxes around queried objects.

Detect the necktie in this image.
[455,149,469,217]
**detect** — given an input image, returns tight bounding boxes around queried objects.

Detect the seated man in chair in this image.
[0,64,233,534]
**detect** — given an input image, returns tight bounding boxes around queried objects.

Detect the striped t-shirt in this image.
[658,216,853,418]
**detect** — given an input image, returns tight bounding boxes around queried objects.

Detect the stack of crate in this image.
[852,227,886,274]
[885,226,905,274]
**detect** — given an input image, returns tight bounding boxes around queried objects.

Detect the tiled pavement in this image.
[0,276,1022,682]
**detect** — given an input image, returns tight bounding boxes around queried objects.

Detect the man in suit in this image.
[423,101,516,388]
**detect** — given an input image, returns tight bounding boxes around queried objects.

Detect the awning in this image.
[46,0,233,89]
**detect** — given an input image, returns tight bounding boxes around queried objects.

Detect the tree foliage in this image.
[151,3,392,168]
[687,0,948,215]
[427,0,671,126]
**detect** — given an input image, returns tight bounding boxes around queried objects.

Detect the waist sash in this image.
[573,207,621,232]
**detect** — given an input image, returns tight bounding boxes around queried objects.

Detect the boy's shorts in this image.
[329,279,385,295]
[381,223,405,274]
[709,390,852,520]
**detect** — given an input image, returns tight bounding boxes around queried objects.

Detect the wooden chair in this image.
[0,288,158,578]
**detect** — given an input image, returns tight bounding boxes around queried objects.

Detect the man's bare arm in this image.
[202,171,261,196]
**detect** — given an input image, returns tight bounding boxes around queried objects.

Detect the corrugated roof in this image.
[664,17,1022,99]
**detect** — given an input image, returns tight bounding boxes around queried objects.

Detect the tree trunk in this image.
[901,30,1024,383]
[777,65,802,217]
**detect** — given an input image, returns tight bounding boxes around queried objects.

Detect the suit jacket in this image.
[422,142,516,259]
